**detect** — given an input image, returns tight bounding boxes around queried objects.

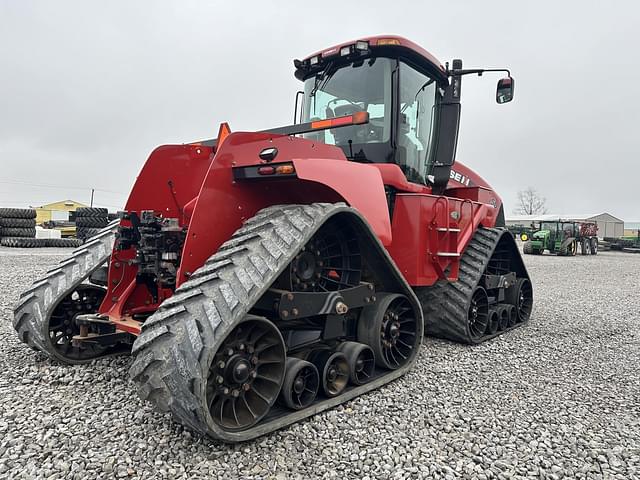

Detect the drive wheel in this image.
[523,241,533,254]
[468,287,489,339]
[47,285,107,362]
[206,316,286,432]
[358,293,419,370]
[590,237,598,255]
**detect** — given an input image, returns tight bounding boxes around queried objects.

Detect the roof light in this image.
[377,38,401,46]
[355,40,369,51]
[309,55,320,66]
[340,46,351,56]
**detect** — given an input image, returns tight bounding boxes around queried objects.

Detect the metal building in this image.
[35,199,88,225]
[506,212,624,238]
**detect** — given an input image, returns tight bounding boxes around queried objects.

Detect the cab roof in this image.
[296,35,447,82]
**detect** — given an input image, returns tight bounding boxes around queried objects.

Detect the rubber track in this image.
[418,227,530,344]
[12,221,119,363]
[129,203,422,443]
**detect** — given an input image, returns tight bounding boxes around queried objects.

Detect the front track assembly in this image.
[129,203,423,442]
[419,227,533,344]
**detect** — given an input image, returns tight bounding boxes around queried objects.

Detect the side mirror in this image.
[496,77,515,104]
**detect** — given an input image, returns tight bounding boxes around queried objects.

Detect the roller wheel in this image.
[308,350,349,398]
[206,316,285,431]
[337,341,375,385]
[504,278,533,323]
[358,293,419,370]
[505,304,517,327]
[47,285,108,362]
[497,305,509,330]
[486,308,499,334]
[468,287,489,340]
[279,358,319,410]
[590,237,598,255]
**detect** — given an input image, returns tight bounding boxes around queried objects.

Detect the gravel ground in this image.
[1,246,639,479]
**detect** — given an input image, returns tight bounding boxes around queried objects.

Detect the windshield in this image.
[301,57,392,155]
[541,222,557,231]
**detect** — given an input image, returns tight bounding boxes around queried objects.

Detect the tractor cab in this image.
[294,36,514,193]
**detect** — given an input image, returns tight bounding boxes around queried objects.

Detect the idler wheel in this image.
[308,350,349,398]
[337,341,375,385]
[358,293,419,370]
[47,285,107,362]
[279,357,319,410]
[468,287,489,340]
[206,316,286,431]
[505,278,533,323]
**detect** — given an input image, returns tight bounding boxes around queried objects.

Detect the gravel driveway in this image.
[1,247,638,479]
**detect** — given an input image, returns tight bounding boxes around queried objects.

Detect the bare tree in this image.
[514,187,548,215]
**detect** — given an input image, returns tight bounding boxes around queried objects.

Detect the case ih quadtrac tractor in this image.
[13,36,533,442]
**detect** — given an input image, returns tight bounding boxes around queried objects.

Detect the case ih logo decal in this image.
[449,169,472,186]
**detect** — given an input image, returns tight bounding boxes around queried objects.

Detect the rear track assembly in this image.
[129,203,423,442]
[12,221,131,363]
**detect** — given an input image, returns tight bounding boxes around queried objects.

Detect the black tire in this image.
[76,216,108,228]
[48,238,84,248]
[0,208,36,219]
[590,237,598,255]
[0,227,36,238]
[523,241,533,255]
[0,218,36,228]
[75,207,108,218]
[77,227,101,240]
[581,239,590,255]
[0,237,48,248]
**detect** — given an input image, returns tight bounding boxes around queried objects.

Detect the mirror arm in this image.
[448,67,511,78]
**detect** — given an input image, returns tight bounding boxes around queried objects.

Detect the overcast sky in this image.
[1,1,638,220]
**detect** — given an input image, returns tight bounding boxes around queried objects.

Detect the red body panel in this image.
[100,136,501,320]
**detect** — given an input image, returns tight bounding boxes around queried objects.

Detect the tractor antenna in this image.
[348,139,354,159]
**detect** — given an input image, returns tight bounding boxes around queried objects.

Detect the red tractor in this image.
[13,36,533,442]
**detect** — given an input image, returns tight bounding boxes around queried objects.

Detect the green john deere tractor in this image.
[523,221,598,256]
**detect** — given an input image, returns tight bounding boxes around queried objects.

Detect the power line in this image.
[0,179,127,195]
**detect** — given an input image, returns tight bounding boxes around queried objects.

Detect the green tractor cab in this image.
[523,220,598,256]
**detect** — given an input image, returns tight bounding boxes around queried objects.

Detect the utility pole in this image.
[90,188,95,207]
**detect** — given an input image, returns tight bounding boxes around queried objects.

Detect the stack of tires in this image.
[0,208,40,248]
[76,207,108,242]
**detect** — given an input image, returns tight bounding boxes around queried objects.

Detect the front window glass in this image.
[302,57,392,149]
[398,62,438,184]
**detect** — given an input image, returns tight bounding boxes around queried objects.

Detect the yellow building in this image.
[35,200,88,225]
